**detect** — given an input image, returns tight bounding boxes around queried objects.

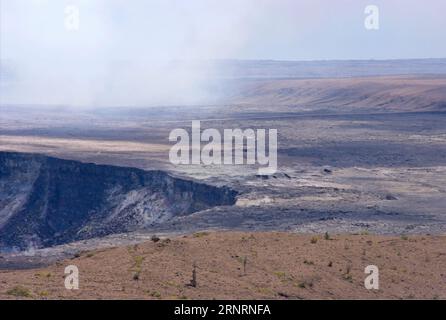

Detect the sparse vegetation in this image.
[7,286,32,298]
[156,238,171,248]
[133,255,144,269]
[277,291,290,298]
[297,279,314,289]
[1,232,444,300]
[130,255,144,280]
[257,287,273,295]
[274,271,294,283]
[193,232,209,238]
[38,290,49,297]
[342,265,353,282]
[189,262,197,288]
[310,236,318,244]
[35,271,52,278]
[148,291,161,298]
[343,273,353,282]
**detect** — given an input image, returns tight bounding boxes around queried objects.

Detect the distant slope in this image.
[211,59,446,112]
[212,59,446,79]
[0,152,237,250]
[224,76,446,113]
[2,58,446,111]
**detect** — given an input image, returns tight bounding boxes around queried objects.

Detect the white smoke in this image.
[1,0,445,107]
[0,0,273,107]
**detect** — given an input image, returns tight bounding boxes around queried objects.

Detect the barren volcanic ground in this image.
[0,232,445,300]
[0,62,446,300]
[1,76,446,239]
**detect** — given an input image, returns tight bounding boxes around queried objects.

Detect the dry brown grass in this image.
[0,232,445,300]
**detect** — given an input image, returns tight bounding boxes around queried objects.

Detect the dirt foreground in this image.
[0,232,445,300]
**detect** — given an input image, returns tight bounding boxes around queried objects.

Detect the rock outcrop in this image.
[0,152,237,250]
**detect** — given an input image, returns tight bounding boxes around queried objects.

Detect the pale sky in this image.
[1,0,445,106]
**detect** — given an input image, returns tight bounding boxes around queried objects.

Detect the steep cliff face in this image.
[0,152,237,250]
